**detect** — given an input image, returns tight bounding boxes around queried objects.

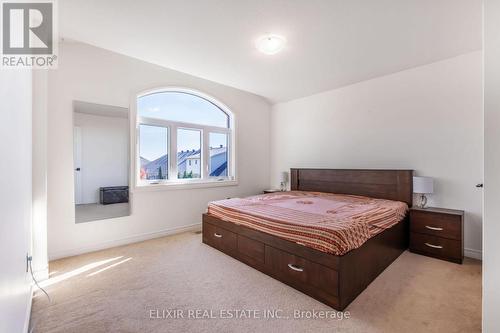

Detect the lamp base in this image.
[418,194,428,208]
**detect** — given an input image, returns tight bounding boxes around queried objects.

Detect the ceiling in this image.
[59,0,482,103]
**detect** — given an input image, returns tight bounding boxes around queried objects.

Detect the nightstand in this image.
[409,207,464,264]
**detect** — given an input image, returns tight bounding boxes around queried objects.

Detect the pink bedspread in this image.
[207,191,408,255]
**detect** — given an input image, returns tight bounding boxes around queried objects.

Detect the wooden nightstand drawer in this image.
[410,233,462,263]
[410,210,461,240]
[409,207,464,264]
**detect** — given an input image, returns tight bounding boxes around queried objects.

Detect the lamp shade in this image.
[413,176,434,194]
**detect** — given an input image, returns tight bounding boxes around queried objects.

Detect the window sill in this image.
[132,179,238,192]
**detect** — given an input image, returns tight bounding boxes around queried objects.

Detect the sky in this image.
[139,125,167,161]
[138,92,228,161]
[177,128,200,152]
[138,91,228,127]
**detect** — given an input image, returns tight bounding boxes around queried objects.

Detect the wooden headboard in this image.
[290,168,413,206]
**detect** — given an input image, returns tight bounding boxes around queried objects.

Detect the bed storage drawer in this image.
[237,235,265,263]
[203,222,237,251]
[202,211,408,311]
[265,246,338,296]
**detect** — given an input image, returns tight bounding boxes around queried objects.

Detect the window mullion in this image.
[170,125,178,180]
[139,116,229,134]
[203,129,209,180]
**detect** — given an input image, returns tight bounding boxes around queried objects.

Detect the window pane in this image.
[138,91,229,128]
[139,125,168,180]
[177,128,201,179]
[209,133,228,177]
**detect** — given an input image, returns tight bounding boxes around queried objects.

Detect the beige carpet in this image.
[31,231,481,333]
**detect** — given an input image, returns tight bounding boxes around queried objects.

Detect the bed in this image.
[202,169,413,310]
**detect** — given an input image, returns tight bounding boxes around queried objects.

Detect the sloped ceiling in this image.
[59,0,482,103]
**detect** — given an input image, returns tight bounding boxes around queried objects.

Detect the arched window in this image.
[135,89,234,186]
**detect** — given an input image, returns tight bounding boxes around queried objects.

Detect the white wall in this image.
[74,112,129,204]
[0,70,33,333]
[484,0,500,331]
[32,70,49,281]
[47,42,271,259]
[271,51,483,258]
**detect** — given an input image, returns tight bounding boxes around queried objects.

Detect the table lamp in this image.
[413,176,434,208]
[280,172,289,191]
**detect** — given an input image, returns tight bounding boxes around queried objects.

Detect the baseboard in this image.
[33,267,49,282]
[464,248,482,260]
[48,223,202,260]
[23,284,33,333]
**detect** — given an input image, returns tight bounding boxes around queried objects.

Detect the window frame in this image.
[131,87,236,190]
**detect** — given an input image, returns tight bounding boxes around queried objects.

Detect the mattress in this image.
[207,191,408,255]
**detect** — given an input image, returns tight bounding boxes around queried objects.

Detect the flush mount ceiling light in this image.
[256,34,286,55]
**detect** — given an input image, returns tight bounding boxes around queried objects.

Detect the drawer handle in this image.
[425,225,444,231]
[425,242,443,249]
[287,264,304,272]
[214,233,222,238]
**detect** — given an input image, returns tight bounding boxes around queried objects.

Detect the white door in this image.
[74,126,83,205]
